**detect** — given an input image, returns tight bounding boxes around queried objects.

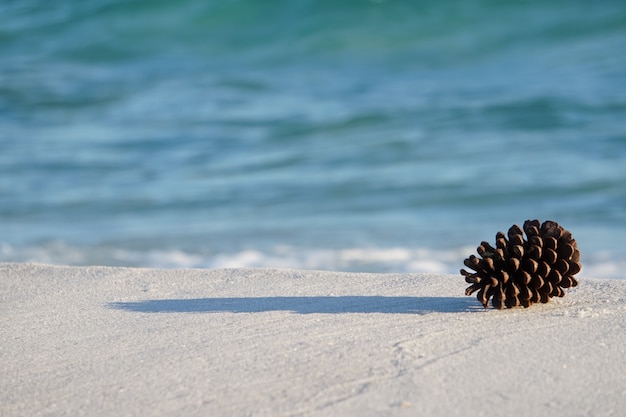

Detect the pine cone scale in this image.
[568,262,581,275]
[544,248,558,265]
[554,259,569,275]
[558,244,575,260]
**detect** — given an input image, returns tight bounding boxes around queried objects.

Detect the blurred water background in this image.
[1,0,626,278]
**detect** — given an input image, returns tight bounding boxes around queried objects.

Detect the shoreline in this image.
[2,263,625,416]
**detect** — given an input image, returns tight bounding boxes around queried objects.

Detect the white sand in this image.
[2,263,626,417]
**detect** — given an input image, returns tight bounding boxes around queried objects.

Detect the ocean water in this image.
[1,0,626,278]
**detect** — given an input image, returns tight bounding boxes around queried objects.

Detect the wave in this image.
[1,241,623,279]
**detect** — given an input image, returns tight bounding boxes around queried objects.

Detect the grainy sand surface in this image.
[2,263,625,416]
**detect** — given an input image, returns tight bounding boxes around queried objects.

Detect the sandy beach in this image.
[2,263,625,416]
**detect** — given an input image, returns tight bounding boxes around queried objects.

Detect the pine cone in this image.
[461,220,581,309]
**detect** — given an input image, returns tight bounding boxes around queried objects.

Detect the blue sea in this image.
[2,0,626,278]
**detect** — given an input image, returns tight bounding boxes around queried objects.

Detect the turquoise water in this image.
[2,0,626,277]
